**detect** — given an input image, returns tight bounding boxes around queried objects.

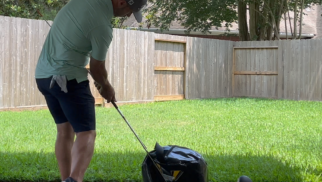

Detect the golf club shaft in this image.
[111,101,149,153]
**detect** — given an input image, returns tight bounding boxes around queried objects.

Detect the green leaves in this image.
[145,0,238,34]
[0,0,69,20]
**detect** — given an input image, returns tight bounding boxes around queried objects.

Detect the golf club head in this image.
[155,142,165,163]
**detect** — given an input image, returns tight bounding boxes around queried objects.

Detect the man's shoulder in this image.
[88,24,113,40]
[61,0,114,24]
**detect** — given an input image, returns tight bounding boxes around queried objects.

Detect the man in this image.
[34,0,147,181]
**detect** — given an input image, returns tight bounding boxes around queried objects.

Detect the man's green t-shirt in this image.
[35,0,114,83]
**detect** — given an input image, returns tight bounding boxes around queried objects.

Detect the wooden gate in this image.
[154,39,186,101]
[232,46,279,98]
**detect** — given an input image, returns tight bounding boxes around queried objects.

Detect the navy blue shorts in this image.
[36,77,96,132]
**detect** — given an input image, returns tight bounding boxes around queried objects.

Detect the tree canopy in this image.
[144,0,322,40]
[0,0,68,20]
[2,0,322,40]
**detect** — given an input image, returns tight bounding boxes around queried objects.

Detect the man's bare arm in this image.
[89,56,116,102]
[89,57,108,86]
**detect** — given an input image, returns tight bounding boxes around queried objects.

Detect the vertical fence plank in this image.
[142,32,147,100]
[299,40,304,100]
[213,40,218,97]
[214,40,220,98]
[219,40,226,97]
[26,19,32,106]
[306,40,311,100]
[166,43,172,95]
[314,40,320,100]
[116,29,124,101]
[186,38,192,99]
[194,38,200,98]
[199,38,205,98]
[147,32,155,100]
[295,40,301,100]
[269,41,275,98]
[210,39,216,98]
[292,40,298,100]
[318,40,322,101]
[215,39,219,98]
[130,30,137,101]
[234,42,241,97]
[14,18,21,107]
[313,39,319,100]
[112,29,120,100]
[283,40,288,99]
[262,41,268,98]
[308,40,315,100]
[0,16,4,108]
[203,39,210,98]
[277,40,284,99]
[270,41,276,98]
[246,41,252,97]
[288,40,295,100]
[134,31,141,100]
[227,41,234,97]
[8,17,16,107]
[30,20,38,106]
[304,40,310,99]
[3,16,9,107]
[20,18,28,106]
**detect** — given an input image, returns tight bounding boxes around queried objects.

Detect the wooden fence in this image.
[0,16,51,109]
[233,40,322,101]
[1,16,322,110]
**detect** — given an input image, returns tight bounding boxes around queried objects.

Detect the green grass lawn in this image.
[1,98,322,182]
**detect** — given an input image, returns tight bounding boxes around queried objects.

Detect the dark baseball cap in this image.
[125,0,147,23]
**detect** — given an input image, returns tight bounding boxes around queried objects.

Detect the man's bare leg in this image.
[56,122,75,181]
[69,130,96,182]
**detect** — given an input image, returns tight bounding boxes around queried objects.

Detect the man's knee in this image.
[76,130,96,141]
[57,122,75,139]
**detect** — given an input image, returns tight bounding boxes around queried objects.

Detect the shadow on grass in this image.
[1,150,320,182]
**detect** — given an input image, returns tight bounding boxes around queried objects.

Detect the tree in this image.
[0,0,69,20]
[144,0,322,41]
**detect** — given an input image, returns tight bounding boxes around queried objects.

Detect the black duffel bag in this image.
[142,143,208,182]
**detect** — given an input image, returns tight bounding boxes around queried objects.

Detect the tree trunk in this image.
[284,11,288,39]
[266,17,273,40]
[238,0,249,41]
[266,0,274,40]
[273,0,286,40]
[269,0,279,40]
[249,0,259,40]
[288,6,293,37]
[298,0,304,39]
[284,0,289,39]
[260,1,269,40]
[293,0,298,39]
